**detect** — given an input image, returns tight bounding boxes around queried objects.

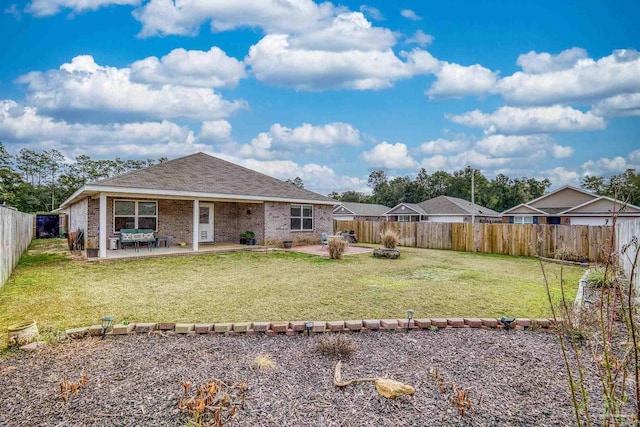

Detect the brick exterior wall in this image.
[264,202,333,246]
[82,196,330,248]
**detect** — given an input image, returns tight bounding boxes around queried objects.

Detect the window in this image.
[114,200,157,231]
[291,204,313,230]
[398,215,411,222]
[513,215,534,224]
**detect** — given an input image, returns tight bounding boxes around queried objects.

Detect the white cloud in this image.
[406,30,434,47]
[475,134,550,157]
[234,157,367,194]
[0,99,203,157]
[552,144,574,158]
[543,167,581,187]
[629,149,640,163]
[427,62,498,98]
[400,9,421,21]
[290,12,396,52]
[231,122,362,159]
[198,120,232,143]
[420,138,466,154]
[17,55,246,122]
[132,0,338,37]
[246,33,414,90]
[269,122,361,147]
[359,5,384,21]
[582,156,633,176]
[420,149,512,172]
[516,47,588,74]
[26,0,139,17]
[499,49,640,105]
[361,141,417,169]
[448,105,606,134]
[130,47,246,89]
[592,92,640,117]
[238,132,274,159]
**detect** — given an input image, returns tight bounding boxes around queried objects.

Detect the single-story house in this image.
[385,195,502,223]
[58,152,337,258]
[501,185,640,225]
[333,202,390,221]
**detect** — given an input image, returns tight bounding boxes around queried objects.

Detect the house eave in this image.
[59,185,337,209]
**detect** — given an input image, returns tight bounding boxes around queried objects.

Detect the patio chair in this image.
[321,233,328,249]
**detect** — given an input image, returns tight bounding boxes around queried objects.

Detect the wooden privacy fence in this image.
[0,207,34,290]
[616,219,640,289]
[335,220,612,262]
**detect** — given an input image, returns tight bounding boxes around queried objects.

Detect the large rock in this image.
[375,378,415,399]
[373,248,400,259]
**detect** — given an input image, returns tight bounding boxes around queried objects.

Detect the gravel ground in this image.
[0,329,602,426]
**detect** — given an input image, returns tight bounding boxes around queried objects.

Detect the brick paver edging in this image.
[61,317,558,341]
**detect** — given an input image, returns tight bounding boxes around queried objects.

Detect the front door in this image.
[198,204,214,243]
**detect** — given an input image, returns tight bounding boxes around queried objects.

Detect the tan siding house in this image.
[333,202,390,221]
[59,153,337,258]
[502,185,640,225]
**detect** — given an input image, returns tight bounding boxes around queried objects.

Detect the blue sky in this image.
[1,0,639,195]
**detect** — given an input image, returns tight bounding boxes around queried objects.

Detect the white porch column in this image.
[192,199,199,252]
[99,193,107,258]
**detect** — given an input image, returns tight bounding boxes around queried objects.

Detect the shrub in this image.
[381,229,399,249]
[252,354,275,370]
[328,237,347,259]
[585,267,612,288]
[316,334,357,358]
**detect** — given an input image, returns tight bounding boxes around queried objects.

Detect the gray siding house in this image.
[333,202,390,221]
[59,153,337,258]
[385,195,501,223]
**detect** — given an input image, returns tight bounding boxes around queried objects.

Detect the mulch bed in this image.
[0,329,602,426]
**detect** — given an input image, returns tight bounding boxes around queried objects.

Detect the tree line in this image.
[328,166,640,212]
[0,142,166,212]
[1,142,637,213]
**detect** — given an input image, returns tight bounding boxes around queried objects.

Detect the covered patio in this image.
[90,242,267,261]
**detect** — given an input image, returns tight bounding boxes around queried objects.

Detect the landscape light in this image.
[305,321,313,336]
[406,309,414,332]
[101,316,114,340]
[500,317,515,330]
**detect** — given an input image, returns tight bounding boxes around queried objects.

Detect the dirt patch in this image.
[0,329,603,426]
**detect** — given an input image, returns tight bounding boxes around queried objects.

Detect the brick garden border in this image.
[60,317,556,340]
[16,317,559,350]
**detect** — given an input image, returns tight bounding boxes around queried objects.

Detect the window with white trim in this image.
[291,204,313,230]
[513,215,534,224]
[398,215,411,222]
[114,200,157,232]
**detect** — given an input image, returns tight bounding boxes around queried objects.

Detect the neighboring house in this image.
[333,202,390,221]
[58,152,337,258]
[385,195,502,223]
[501,185,640,225]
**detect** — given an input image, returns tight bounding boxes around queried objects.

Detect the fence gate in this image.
[36,214,60,238]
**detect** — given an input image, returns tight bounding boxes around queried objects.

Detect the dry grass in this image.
[380,229,399,249]
[0,239,585,350]
[316,334,357,358]
[327,237,347,259]
[252,354,276,370]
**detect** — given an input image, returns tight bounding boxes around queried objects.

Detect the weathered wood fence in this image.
[616,219,640,289]
[335,220,612,262]
[0,206,34,290]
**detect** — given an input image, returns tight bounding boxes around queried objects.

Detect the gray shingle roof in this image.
[91,152,335,203]
[417,196,501,216]
[334,202,390,216]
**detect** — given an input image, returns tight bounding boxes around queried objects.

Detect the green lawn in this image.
[0,239,584,347]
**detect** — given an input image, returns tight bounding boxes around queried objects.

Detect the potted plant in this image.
[245,231,256,245]
[240,232,247,245]
[283,240,293,249]
[86,237,99,258]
